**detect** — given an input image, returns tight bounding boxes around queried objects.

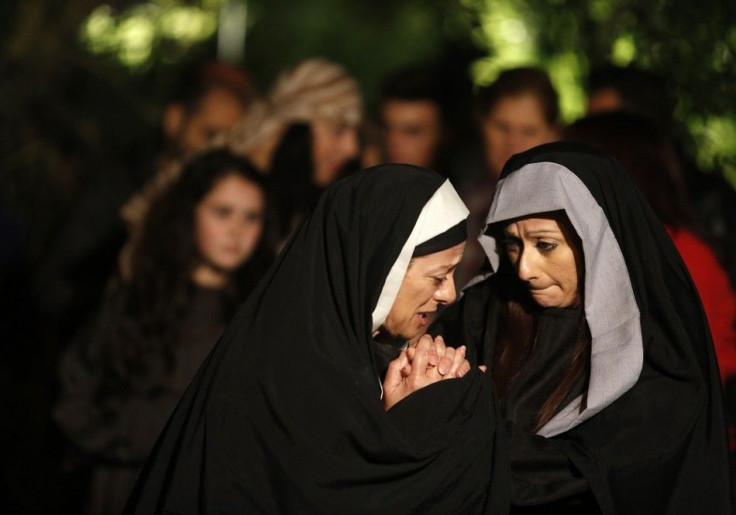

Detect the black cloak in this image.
[440,143,731,514]
[125,164,508,514]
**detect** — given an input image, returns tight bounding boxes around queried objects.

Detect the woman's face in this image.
[311,118,359,187]
[481,93,558,179]
[502,215,581,308]
[381,242,465,341]
[194,173,265,278]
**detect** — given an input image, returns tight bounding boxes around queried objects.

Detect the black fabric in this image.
[435,280,595,511]
[503,308,589,507]
[412,219,467,257]
[438,142,731,514]
[125,164,508,514]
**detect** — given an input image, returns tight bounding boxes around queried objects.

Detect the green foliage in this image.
[2,0,735,266]
[465,0,736,184]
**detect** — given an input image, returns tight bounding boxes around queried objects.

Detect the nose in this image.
[516,248,537,282]
[229,217,246,237]
[434,277,458,305]
[342,129,359,160]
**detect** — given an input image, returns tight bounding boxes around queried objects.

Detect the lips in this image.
[416,311,435,326]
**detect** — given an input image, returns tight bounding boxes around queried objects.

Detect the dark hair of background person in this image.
[268,123,360,240]
[586,65,674,129]
[380,66,446,122]
[476,66,559,124]
[268,124,316,239]
[565,111,693,229]
[101,150,274,398]
[170,61,257,116]
[490,216,591,431]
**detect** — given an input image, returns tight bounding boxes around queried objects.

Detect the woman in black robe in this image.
[125,164,508,514]
[438,142,731,513]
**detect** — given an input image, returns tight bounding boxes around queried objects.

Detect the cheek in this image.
[195,215,224,253]
[240,222,264,252]
[554,251,579,295]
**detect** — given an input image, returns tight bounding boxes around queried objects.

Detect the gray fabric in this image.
[477,161,642,437]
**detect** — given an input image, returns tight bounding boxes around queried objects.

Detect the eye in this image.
[243,211,263,223]
[536,240,558,252]
[212,206,232,219]
[432,276,446,286]
[500,237,521,253]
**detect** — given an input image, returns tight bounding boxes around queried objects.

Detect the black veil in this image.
[125,164,508,513]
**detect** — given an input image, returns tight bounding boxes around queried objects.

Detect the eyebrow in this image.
[526,229,560,235]
[426,263,458,275]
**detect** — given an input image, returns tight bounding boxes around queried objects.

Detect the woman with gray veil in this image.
[436,142,731,513]
[125,164,508,513]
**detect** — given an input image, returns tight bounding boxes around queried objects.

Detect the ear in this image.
[162,104,185,141]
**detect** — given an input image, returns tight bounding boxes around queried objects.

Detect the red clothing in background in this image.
[667,226,736,382]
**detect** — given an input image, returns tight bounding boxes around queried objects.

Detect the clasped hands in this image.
[383,334,484,410]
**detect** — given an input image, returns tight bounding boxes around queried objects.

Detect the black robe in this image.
[125,164,509,513]
[439,142,731,514]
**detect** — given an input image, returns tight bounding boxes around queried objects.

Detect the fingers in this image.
[438,345,455,375]
[408,345,430,382]
[421,334,440,367]
[432,335,448,369]
[384,352,409,389]
[456,359,471,378]
[443,345,467,378]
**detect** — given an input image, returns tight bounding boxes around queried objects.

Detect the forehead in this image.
[411,242,465,269]
[381,100,440,122]
[204,174,263,202]
[488,94,546,122]
[504,216,564,233]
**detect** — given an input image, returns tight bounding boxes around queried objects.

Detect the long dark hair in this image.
[100,149,274,397]
[269,123,320,240]
[491,213,591,431]
[268,123,359,242]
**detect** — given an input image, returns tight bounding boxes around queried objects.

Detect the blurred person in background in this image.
[585,64,736,287]
[124,58,362,250]
[378,66,446,170]
[54,150,274,515]
[477,67,561,190]
[586,65,673,129]
[458,67,561,286]
[37,61,256,344]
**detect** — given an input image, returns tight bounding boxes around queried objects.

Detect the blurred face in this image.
[311,118,359,187]
[481,93,558,179]
[381,242,465,340]
[502,216,581,308]
[194,173,265,281]
[179,87,247,154]
[587,88,624,115]
[381,100,442,167]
